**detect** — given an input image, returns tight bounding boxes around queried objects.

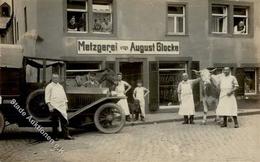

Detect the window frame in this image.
[166,3,188,36]
[244,68,257,95]
[233,6,249,35]
[209,0,254,37]
[211,5,228,34]
[66,0,88,33]
[65,0,116,36]
[167,4,186,35]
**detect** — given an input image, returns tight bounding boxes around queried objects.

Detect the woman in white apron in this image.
[115,73,132,121]
[216,67,239,128]
[178,73,200,124]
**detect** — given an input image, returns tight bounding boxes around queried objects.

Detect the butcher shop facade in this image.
[6,0,260,113]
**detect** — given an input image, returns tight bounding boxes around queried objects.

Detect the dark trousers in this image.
[51,109,69,138]
[223,116,238,125]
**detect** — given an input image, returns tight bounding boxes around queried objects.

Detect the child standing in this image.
[133,80,150,121]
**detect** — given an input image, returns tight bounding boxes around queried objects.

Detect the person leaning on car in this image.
[45,73,74,141]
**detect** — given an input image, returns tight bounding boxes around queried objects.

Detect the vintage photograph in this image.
[0,0,260,162]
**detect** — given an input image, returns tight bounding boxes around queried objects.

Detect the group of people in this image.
[44,66,239,141]
[44,71,149,141]
[178,67,239,128]
[114,73,150,122]
[93,17,112,33]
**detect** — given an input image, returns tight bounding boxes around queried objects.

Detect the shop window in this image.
[211,5,228,34]
[244,69,256,94]
[67,0,88,32]
[167,5,185,35]
[92,0,112,34]
[66,62,101,87]
[233,7,248,35]
[159,63,187,108]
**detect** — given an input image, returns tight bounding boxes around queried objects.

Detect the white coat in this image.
[115,80,130,115]
[216,75,239,116]
[45,82,68,120]
[178,79,199,116]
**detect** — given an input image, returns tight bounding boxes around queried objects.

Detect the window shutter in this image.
[191,61,200,110]
[235,68,245,96]
[149,61,159,112]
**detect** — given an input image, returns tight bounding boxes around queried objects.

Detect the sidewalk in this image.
[126,108,260,126]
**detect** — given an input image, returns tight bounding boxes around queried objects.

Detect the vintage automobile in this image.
[0,56,125,135]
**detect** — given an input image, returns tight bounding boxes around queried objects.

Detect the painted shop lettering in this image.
[156,42,179,52]
[130,42,155,53]
[78,41,118,54]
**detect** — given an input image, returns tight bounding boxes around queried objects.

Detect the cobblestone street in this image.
[1,114,260,162]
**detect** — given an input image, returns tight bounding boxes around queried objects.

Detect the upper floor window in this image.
[167,5,185,35]
[67,0,88,33]
[210,2,252,36]
[233,7,248,35]
[66,0,113,34]
[92,1,112,34]
[211,5,228,34]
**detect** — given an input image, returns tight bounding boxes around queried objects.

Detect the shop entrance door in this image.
[119,62,143,103]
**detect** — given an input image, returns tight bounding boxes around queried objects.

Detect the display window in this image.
[159,63,187,108]
[244,69,257,95]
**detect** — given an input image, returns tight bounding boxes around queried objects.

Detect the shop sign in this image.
[77,40,179,55]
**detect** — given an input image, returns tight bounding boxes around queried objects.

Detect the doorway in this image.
[119,62,143,102]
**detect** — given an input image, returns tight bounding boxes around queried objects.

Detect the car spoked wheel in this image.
[0,111,5,135]
[26,89,50,120]
[94,103,125,134]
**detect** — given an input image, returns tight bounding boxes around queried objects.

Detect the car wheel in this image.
[94,103,125,134]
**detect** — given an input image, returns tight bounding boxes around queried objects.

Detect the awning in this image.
[25,58,64,68]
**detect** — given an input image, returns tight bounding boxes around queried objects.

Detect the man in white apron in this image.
[115,73,132,121]
[45,74,74,140]
[178,73,200,124]
[216,67,239,128]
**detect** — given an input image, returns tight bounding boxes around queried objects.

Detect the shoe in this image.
[234,124,239,128]
[182,116,189,124]
[141,116,145,122]
[220,123,227,127]
[126,116,131,122]
[189,116,195,124]
[53,137,59,141]
[64,135,74,140]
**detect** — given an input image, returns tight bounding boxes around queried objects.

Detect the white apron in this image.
[45,82,68,121]
[178,81,195,116]
[134,87,146,117]
[216,75,238,116]
[116,81,130,115]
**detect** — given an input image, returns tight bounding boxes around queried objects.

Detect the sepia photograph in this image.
[0,0,260,162]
